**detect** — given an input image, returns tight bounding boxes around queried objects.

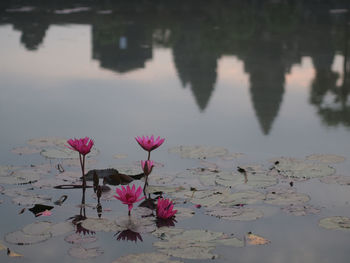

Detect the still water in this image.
[1,1,350,262]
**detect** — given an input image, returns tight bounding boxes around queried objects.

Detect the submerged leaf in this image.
[112,252,184,263]
[319,216,350,231]
[168,145,228,159]
[68,246,103,259]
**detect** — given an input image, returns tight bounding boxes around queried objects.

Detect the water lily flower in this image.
[67,137,94,156]
[135,135,164,153]
[114,185,145,215]
[141,160,154,176]
[156,197,177,219]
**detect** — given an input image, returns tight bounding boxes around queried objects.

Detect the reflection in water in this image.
[115,229,143,243]
[1,0,350,132]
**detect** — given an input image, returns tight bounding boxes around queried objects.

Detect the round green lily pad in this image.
[264,188,310,206]
[205,206,263,221]
[319,216,350,231]
[112,253,184,263]
[68,246,103,259]
[274,157,335,179]
[306,154,346,164]
[168,145,228,159]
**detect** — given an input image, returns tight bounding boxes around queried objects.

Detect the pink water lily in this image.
[67,137,94,156]
[36,210,52,217]
[135,135,165,153]
[141,160,154,176]
[114,185,145,215]
[156,197,177,219]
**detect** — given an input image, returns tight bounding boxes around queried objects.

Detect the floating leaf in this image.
[220,191,265,206]
[61,158,98,167]
[64,233,97,244]
[168,145,228,159]
[81,218,122,232]
[216,172,277,188]
[112,252,184,263]
[246,233,270,245]
[175,207,195,220]
[215,237,244,247]
[115,215,156,234]
[12,193,52,206]
[152,227,185,240]
[157,245,217,260]
[319,216,350,231]
[147,185,185,195]
[103,173,133,186]
[264,188,310,206]
[22,221,52,235]
[0,165,14,176]
[68,246,103,259]
[205,206,263,221]
[113,154,128,159]
[33,178,71,189]
[220,152,245,160]
[0,169,41,185]
[11,146,40,155]
[55,171,81,182]
[320,175,350,186]
[306,154,346,164]
[27,137,66,148]
[5,230,51,245]
[49,222,74,236]
[273,157,335,179]
[281,204,320,216]
[40,146,99,159]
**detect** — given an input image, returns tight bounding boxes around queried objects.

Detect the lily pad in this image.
[22,221,52,235]
[12,193,52,206]
[68,246,103,259]
[33,178,72,189]
[113,154,128,159]
[112,253,184,263]
[5,230,51,245]
[281,204,320,216]
[220,191,265,206]
[157,245,217,260]
[81,218,122,232]
[220,152,245,160]
[264,188,310,206]
[146,185,185,195]
[56,171,81,181]
[216,172,277,188]
[320,175,350,185]
[175,207,195,220]
[0,169,41,185]
[40,146,99,159]
[0,165,13,176]
[115,215,156,234]
[168,145,228,159]
[0,241,6,250]
[274,157,335,179]
[205,206,263,221]
[319,216,350,231]
[61,158,98,167]
[64,233,97,244]
[306,154,346,164]
[27,137,66,148]
[11,146,40,155]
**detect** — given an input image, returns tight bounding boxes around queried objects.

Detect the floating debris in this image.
[246,233,270,245]
[319,216,350,232]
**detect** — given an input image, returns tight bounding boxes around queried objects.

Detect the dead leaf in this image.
[246,233,270,245]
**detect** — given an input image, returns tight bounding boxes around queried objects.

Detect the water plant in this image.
[114,185,145,216]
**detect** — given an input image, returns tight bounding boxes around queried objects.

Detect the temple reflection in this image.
[1,0,350,132]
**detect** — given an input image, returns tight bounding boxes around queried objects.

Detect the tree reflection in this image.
[2,0,350,131]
